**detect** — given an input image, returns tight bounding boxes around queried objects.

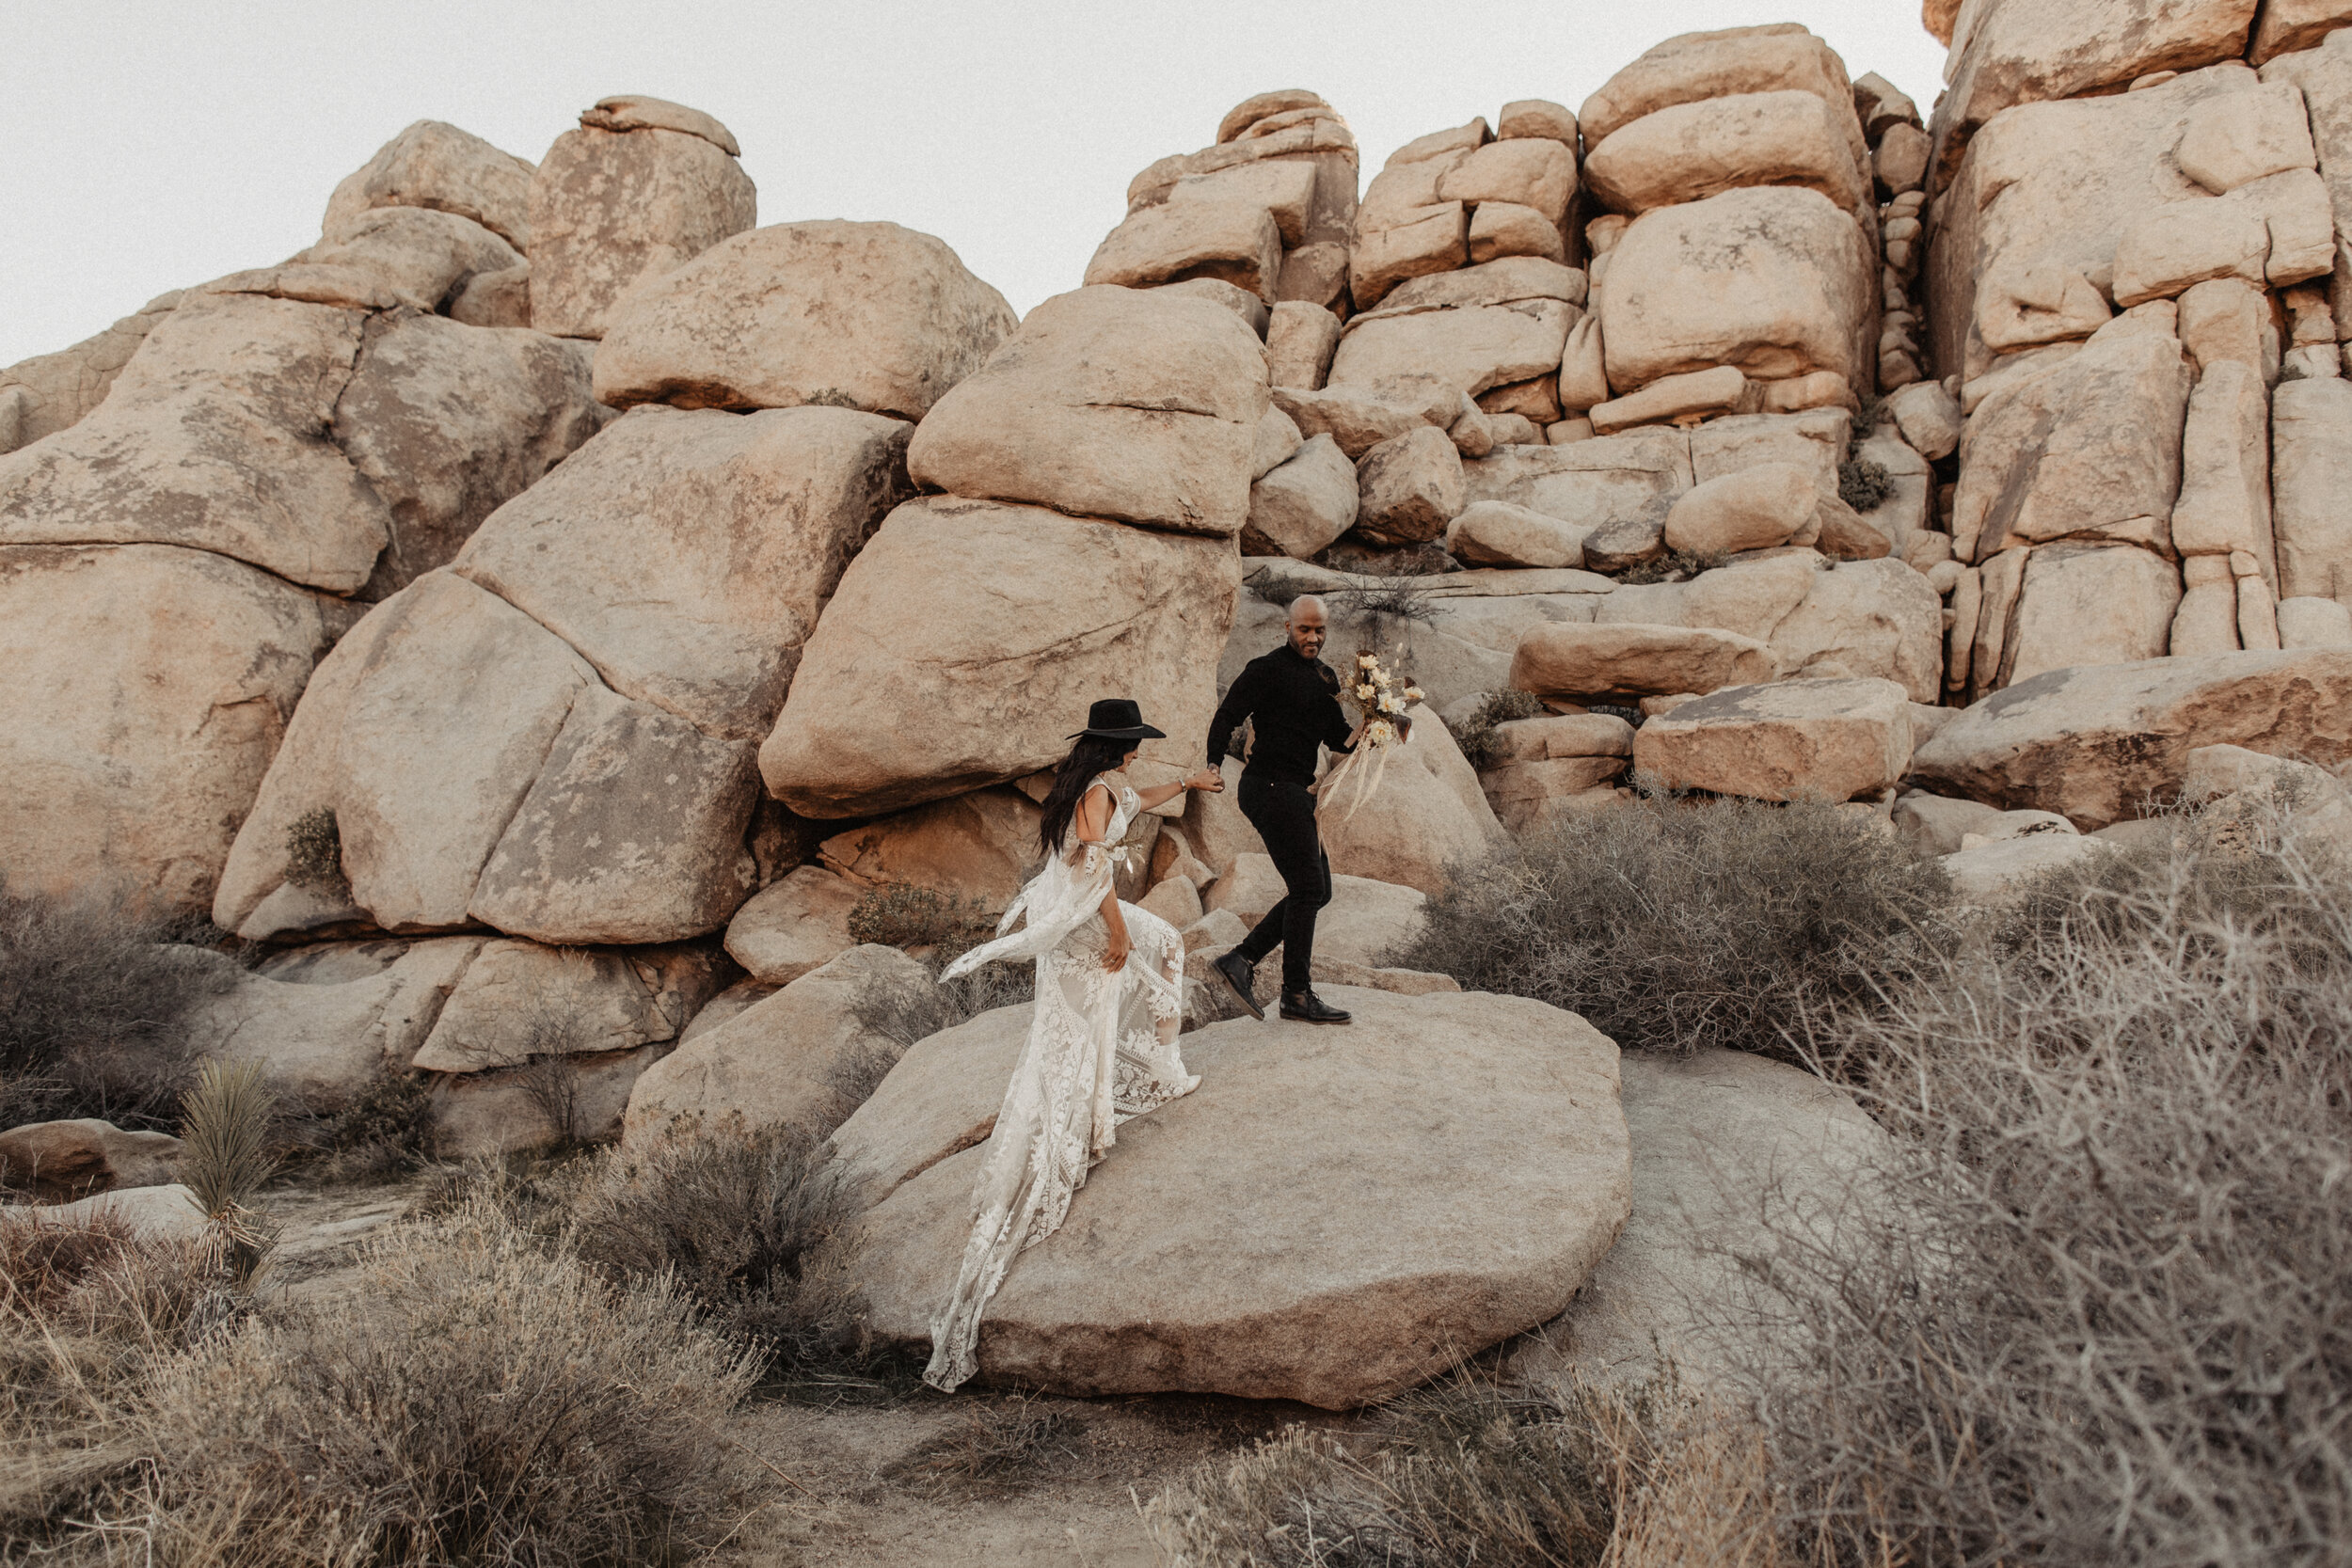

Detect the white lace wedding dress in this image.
[922,776,1198,1393]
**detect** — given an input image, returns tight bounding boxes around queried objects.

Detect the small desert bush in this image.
[1147,1373,1792,1567]
[0,885,227,1129]
[1398,794,1951,1059]
[1328,579,1441,626]
[1732,812,2352,1565]
[1837,455,1893,512]
[1616,545,1727,585]
[847,878,995,952]
[125,1193,759,1566]
[280,805,344,893]
[280,1065,437,1183]
[570,1126,874,1383]
[1448,689,1548,771]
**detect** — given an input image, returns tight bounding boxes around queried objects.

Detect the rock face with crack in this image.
[836,987,1629,1407]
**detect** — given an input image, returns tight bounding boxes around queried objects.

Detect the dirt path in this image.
[716,1388,1342,1567]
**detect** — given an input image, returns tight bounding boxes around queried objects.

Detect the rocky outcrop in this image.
[758,496,1239,817]
[0,1119,183,1203]
[591,221,1016,419]
[621,944,930,1149]
[527,100,757,338]
[1910,649,2352,826]
[838,987,1629,1406]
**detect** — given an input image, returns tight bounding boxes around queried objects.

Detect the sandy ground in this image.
[260,1172,1355,1568]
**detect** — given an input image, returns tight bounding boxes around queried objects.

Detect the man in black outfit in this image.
[1202,594,1404,1025]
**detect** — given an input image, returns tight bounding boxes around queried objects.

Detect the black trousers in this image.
[1234,772,1331,995]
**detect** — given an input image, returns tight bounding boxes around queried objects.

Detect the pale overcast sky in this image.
[2,1,1946,368]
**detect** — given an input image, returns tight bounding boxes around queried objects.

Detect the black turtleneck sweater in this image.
[1205,643,1357,786]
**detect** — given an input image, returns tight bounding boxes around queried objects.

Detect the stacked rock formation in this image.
[11,11,2352,1396]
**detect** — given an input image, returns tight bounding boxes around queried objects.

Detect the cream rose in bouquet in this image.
[1320,647,1425,822]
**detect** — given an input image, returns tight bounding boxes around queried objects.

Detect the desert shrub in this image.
[1734,815,2352,1565]
[1448,689,1548,770]
[847,879,995,952]
[0,886,227,1129]
[1616,545,1726,585]
[125,1194,758,1566]
[281,1066,437,1183]
[1328,579,1440,626]
[1397,794,1952,1058]
[1837,455,1893,512]
[570,1126,875,1383]
[856,953,1034,1060]
[1146,1373,1792,1567]
[280,806,344,893]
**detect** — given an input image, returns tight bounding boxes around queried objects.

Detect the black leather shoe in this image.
[1279,990,1351,1024]
[1212,950,1265,1021]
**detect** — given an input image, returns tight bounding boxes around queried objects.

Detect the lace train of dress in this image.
[921,779,1197,1393]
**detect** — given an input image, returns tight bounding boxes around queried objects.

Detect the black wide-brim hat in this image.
[1069,698,1166,741]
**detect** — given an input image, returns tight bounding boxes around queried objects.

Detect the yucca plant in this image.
[178,1059,278,1288]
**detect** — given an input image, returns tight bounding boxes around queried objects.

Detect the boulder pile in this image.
[8,6,2352,1403]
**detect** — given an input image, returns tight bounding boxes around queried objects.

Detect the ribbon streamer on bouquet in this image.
[1317,726,1400,825]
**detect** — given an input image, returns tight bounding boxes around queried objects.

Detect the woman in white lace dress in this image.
[923,700,1227,1393]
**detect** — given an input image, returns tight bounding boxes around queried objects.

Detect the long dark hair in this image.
[1037,735,1135,858]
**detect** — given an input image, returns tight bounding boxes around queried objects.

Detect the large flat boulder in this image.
[1998,543,2183,688]
[1581,24,1865,154]
[1083,198,1284,302]
[1952,326,2193,562]
[0,544,355,915]
[907,286,1269,538]
[215,571,762,944]
[455,404,913,741]
[1328,258,1585,399]
[331,310,609,598]
[591,221,1015,419]
[1513,1048,1886,1390]
[622,944,930,1149]
[2271,373,2352,604]
[723,865,863,984]
[1599,185,1874,392]
[0,293,389,592]
[1908,649,2352,827]
[1512,621,1779,700]
[1317,718,1508,895]
[841,987,1629,1407]
[323,119,536,251]
[0,291,179,453]
[759,496,1238,817]
[1459,428,1693,531]
[527,114,757,339]
[0,1118,183,1202]
[1631,676,1914,802]
[1584,90,1867,215]
[815,786,1042,911]
[1932,0,2262,192]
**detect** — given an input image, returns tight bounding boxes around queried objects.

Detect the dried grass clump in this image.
[1737,811,2352,1565]
[0,1213,218,1541]
[885,1394,1088,1493]
[1616,545,1727,585]
[570,1126,874,1384]
[282,1066,437,1184]
[127,1194,759,1565]
[1146,1374,1794,1567]
[1448,689,1548,771]
[0,886,226,1128]
[1396,794,1951,1059]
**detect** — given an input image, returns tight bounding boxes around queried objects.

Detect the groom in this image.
[1202,594,1404,1025]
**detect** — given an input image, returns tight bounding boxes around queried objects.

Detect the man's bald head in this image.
[1286,594,1328,658]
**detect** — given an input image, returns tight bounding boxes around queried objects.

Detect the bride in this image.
[922,699,1226,1393]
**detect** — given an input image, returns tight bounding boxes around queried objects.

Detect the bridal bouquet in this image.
[1321,648,1424,822]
